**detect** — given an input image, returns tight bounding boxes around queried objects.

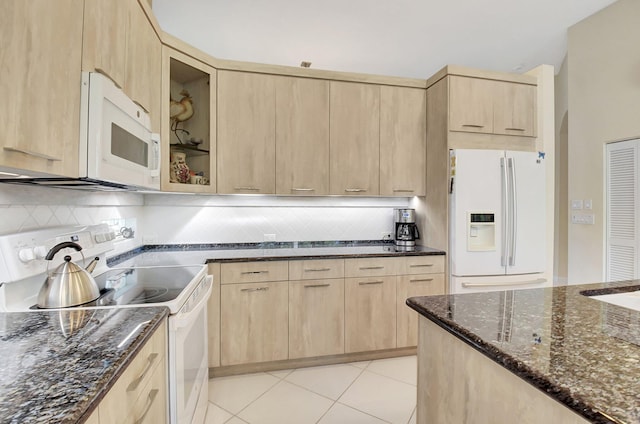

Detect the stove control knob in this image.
[18,248,35,263]
[33,245,48,259]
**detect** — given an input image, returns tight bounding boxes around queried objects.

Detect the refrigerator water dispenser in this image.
[467,212,496,251]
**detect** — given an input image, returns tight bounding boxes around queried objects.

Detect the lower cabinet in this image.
[98,320,167,424]
[220,281,289,366]
[289,278,344,359]
[345,276,397,353]
[396,273,446,347]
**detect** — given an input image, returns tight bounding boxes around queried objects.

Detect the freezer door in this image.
[450,149,506,276]
[507,151,546,274]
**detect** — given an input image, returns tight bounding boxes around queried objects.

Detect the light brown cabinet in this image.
[0,0,84,177]
[289,278,344,358]
[161,47,216,193]
[449,76,536,138]
[396,256,446,348]
[98,320,167,424]
[329,81,381,195]
[379,86,427,196]
[217,71,276,194]
[220,281,289,366]
[275,77,330,195]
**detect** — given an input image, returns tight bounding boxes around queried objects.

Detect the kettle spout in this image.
[85,257,100,274]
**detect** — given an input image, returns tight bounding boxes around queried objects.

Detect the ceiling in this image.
[152,0,617,79]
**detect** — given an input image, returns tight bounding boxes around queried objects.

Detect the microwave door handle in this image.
[150,133,160,177]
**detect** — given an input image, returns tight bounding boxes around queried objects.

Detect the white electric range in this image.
[0,224,211,424]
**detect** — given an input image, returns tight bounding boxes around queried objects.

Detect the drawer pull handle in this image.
[504,127,526,132]
[292,188,315,192]
[133,389,159,424]
[241,270,268,275]
[234,186,260,191]
[462,124,484,128]
[3,146,62,161]
[304,283,331,288]
[410,278,434,283]
[345,188,366,193]
[304,268,331,272]
[409,264,434,268]
[359,281,383,285]
[127,353,158,392]
[240,287,269,292]
[359,266,384,270]
[393,189,414,193]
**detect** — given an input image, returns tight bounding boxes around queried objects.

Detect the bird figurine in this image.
[170,89,194,144]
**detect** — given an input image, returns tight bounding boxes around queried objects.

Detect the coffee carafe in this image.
[394,209,420,248]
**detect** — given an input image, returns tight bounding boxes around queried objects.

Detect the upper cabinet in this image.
[83,0,161,131]
[275,77,330,196]
[329,82,381,196]
[0,0,84,177]
[217,71,276,194]
[379,86,427,196]
[161,47,216,193]
[448,76,537,138]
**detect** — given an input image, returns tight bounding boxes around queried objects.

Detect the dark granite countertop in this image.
[407,281,640,424]
[0,306,169,423]
[108,241,445,267]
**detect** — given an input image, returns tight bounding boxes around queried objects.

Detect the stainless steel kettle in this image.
[37,242,100,308]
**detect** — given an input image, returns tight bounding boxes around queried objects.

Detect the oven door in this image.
[168,275,212,424]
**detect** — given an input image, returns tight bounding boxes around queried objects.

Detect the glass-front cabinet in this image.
[161,46,216,193]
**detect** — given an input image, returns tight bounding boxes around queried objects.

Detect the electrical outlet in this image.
[263,234,276,241]
[572,214,595,225]
[381,232,393,240]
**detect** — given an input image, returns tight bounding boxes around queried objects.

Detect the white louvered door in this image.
[606,139,639,281]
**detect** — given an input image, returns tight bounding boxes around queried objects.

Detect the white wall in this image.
[567,0,640,283]
[0,184,409,245]
[554,56,569,283]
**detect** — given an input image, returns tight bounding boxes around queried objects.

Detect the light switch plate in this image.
[571,200,583,210]
[584,199,593,210]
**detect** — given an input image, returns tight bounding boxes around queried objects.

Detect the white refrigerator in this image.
[449,149,549,293]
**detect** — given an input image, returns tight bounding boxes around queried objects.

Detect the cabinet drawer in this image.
[401,256,445,275]
[99,320,167,424]
[345,257,398,278]
[289,259,344,280]
[128,360,167,424]
[221,261,288,284]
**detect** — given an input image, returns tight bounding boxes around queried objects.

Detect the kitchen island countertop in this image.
[407,281,640,423]
[0,306,169,423]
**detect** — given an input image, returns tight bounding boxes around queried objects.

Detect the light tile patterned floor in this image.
[206,355,417,424]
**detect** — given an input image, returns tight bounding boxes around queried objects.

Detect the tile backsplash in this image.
[0,185,410,244]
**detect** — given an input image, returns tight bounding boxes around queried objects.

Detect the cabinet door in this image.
[345,276,396,352]
[275,77,330,195]
[82,0,127,88]
[493,81,537,137]
[0,0,83,177]
[380,86,426,196]
[289,279,344,359]
[217,71,276,194]
[448,76,493,134]
[330,82,380,195]
[220,281,288,366]
[396,273,445,347]
[125,2,161,132]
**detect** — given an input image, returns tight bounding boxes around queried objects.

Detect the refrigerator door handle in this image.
[500,157,508,267]
[508,157,517,266]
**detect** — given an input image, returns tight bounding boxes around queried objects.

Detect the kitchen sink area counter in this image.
[0,306,168,423]
[407,281,640,424]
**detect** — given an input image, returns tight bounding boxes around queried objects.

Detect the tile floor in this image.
[206,355,417,424]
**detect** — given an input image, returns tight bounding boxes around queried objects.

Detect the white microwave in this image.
[79,72,160,190]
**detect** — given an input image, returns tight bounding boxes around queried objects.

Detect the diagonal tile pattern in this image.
[207,355,417,424]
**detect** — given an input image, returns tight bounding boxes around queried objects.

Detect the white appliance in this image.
[0,225,210,424]
[0,72,161,191]
[449,149,549,293]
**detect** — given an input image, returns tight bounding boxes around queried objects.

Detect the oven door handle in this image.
[171,276,212,330]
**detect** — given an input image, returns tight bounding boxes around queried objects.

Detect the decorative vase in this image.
[170,152,190,183]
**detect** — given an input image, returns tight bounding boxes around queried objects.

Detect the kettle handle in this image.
[45,242,83,261]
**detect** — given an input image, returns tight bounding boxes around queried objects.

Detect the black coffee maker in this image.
[394,208,420,249]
